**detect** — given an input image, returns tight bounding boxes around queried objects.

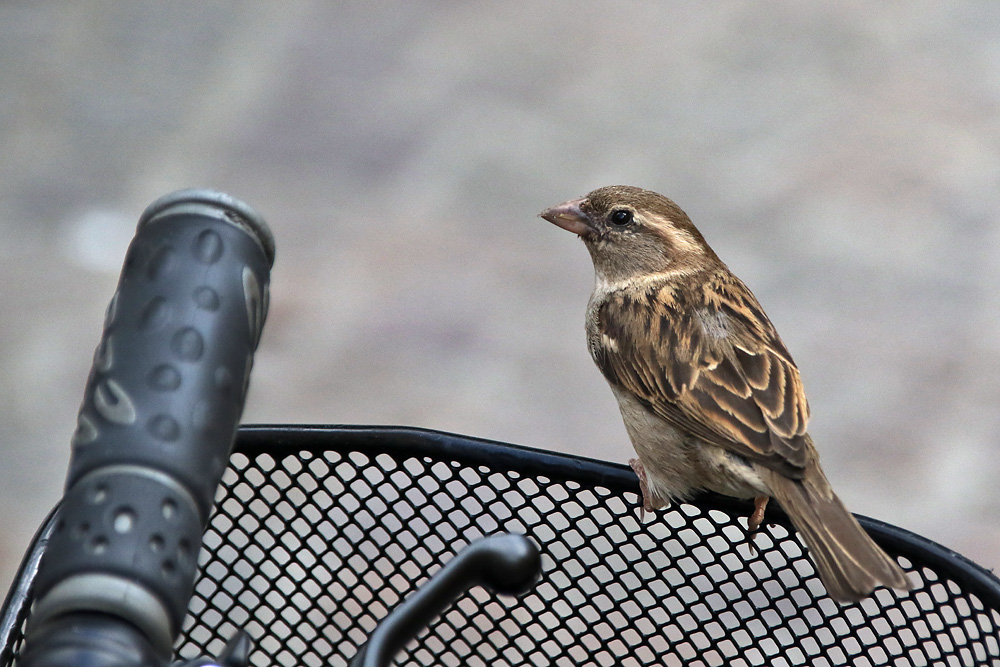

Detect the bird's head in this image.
[540,185,719,283]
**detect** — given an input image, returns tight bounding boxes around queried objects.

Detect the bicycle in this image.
[2,190,997,666]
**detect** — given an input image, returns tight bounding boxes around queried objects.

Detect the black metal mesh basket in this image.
[3,424,999,666]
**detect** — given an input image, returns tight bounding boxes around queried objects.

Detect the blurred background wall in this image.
[1,2,998,595]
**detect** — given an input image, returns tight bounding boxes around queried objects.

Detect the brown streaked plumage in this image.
[541,185,911,603]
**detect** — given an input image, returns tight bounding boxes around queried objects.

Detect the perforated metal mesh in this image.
[173,426,1000,667]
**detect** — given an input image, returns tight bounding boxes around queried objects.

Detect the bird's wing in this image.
[591,275,811,478]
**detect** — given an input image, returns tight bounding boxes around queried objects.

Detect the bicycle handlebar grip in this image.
[23,189,274,660]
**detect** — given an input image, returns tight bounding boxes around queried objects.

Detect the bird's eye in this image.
[610,209,633,226]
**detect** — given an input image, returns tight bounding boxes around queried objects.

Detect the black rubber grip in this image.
[23,189,274,660]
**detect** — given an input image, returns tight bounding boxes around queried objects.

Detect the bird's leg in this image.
[747,495,769,533]
[744,495,769,554]
[628,458,654,519]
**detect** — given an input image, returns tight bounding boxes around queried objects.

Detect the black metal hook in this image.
[350,533,541,667]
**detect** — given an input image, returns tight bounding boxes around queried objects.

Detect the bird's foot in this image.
[745,495,769,554]
[629,458,655,520]
[747,495,769,533]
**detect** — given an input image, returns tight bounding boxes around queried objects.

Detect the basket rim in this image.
[237,422,1000,614]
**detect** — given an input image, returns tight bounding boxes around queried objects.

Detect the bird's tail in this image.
[765,465,912,603]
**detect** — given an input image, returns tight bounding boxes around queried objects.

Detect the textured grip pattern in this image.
[65,214,268,516]
[28,195,273,655]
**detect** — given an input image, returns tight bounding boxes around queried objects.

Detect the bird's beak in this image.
[539,197,593,237]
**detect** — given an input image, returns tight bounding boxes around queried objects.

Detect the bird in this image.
[540,185,911,603]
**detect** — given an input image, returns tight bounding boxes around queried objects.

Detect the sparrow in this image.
[540,185,911,602]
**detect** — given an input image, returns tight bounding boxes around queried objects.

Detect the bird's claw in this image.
[629,458,655,521]
[745,495,769,554]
